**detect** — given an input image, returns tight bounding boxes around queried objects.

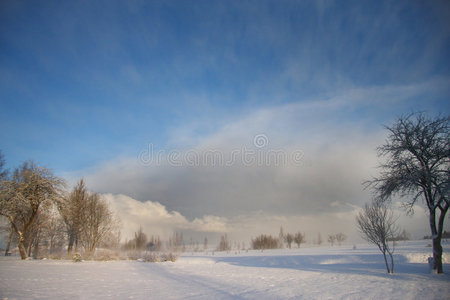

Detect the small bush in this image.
[72,253,83,262]
[252,234,279,250]
[141,252,161,262]
[161,252,178,262]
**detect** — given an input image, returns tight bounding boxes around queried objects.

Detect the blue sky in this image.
[1,0,448,173]
[1,1,449,239]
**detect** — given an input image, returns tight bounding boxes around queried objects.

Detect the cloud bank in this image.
[66,83,445,243]
[104,193,430,244]
[59,79,446,241]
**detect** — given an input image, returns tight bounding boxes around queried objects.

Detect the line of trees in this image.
[250,231,307,250]
[0,156,120,260]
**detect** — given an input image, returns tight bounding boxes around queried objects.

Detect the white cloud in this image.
[102,192,362,243]
[104,194,230,241]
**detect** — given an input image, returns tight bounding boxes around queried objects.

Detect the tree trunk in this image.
[382,250,391,274]
[17,234,27,260]
[388,251,394,274]
[75,237,79,253]
[432,237,443,273]
[67,233,74,255]
[430,209,444,274]
[32,236,40,259]
[5,225,13,256]
[27,238,33,257]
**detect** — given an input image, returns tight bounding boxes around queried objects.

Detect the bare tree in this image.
[26,210,46,258]
[0,217,17,256]
[217,234,231,251]
[294,232,305,248]
[366,113,449,273]
[285,233,294,248]
[133,226,148,250]
[80,192,117,256]
[335,233,347,246]
[0,161,64,259]
[147,235,162,251]
[356,200,398,274]
[59,179,89,255]
[327,234,336,246]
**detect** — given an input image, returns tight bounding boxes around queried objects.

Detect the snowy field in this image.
[1,241,449,300]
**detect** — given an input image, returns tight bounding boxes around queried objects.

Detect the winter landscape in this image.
[1,1,450,299]
[1,241,449,299]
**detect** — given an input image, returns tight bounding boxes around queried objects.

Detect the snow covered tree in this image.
[2,220,16,256]
[0,161,64,259]
[80,192,117,256]
[366,113,449,273]
[59,179,89,255]
[356,200,398,274]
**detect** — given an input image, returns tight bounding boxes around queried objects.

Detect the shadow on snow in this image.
[212,253,450,281]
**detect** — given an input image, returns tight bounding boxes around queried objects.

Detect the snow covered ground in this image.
[1,240,449,299]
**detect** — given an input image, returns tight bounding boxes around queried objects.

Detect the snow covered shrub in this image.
[72,253,83,262]
[133,251,179,262]
[161,252,178,262]
[141,252,160,262]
